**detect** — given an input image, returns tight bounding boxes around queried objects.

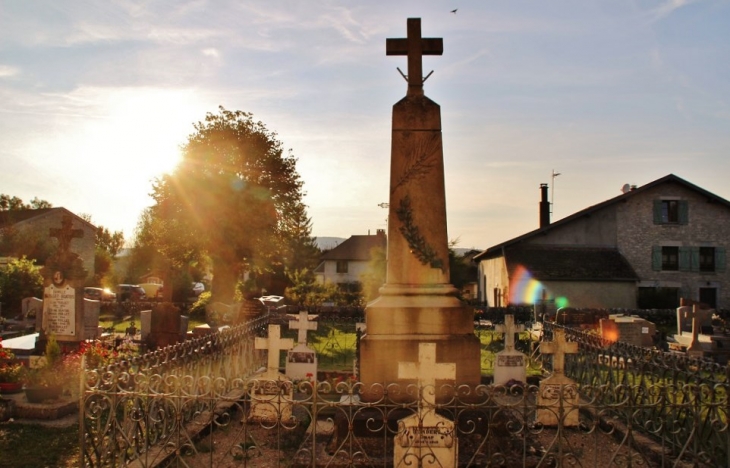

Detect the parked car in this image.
[116,284,147,302]
[191,282,205,297]
[139,283,164,301]
[84,287,116,301]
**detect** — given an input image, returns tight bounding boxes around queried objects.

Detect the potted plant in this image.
[0,339,25,394]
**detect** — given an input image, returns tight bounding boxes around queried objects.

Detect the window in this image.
[662,246,679,270]
[699,247,716,272]
[336,260,348,273]
[653,199,688,225]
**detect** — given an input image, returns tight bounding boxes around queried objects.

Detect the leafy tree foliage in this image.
[0,194,52,211]
[148,107,312,303]
[0,257,43,315]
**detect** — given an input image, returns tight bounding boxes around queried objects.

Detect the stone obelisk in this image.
[359,18,481,401]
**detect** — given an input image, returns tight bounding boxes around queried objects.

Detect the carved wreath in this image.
[395,196,444,271]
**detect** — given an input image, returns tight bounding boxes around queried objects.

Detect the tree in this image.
[0,194,52,211]
[0,257,43,316]
[148,107,308,303]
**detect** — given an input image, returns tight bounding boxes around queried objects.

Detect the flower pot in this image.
[24,386,62,403]
[0,382,23,394]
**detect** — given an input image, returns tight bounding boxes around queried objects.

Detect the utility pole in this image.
[551,170,561,217]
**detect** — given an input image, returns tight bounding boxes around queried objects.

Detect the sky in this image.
[1,0,729,251]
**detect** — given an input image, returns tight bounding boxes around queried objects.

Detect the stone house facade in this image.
[0,207,96,281]
[474,175,728,310]
[314,230,386,288]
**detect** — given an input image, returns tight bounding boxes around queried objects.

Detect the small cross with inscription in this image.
[288,310,318,345]
[49,214,84,256]
[386,18,443,95]
[398,343,456,407]
[255,324,294,372]
[496,315,525,352]
[540,329,578,375]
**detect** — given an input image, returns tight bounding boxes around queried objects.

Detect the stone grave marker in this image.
[686,305,705,358]
[140,309,152,341]
[22,297,43,323]
[600,315,656,347]
[38,215,88,352]
[285,311,318,380]
[493,314,527,386]
[677,303,713,336]
[249,324,295,423]
[536,329,579,427]
[147,303,181,349]
[359,17,481,402]
[83,298,100,340]
[394,342,458,467]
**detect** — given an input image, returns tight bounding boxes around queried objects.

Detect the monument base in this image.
[360,288,481,403]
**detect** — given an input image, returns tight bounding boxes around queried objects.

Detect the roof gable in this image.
[474,174,730,261]
[320,234,386,261]
[0,207,96,231]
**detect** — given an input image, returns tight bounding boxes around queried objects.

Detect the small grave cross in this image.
[49,214,84,256]
[288,311,318,345]
[386,18,443,94]
[398,342,455,407]
[255,324,294,372]
[496,315,525,352]
[540,329,578,375]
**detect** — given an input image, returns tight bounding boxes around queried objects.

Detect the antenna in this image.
[621,184,631,194]
[551,170,561,216]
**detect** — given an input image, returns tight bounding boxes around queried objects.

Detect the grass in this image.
[0,422,80,468]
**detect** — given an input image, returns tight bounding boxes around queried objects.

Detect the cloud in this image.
[202,48,220,58]
[0,65,20,78]
[650,0,701,22]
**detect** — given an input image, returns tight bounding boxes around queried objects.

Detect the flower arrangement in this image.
[0,338,25,384]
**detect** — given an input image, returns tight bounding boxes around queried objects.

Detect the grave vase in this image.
[24,385,62,403]
[0,382,23,394]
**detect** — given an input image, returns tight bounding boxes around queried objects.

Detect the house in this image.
[315,230,387,287]
[0,207,96,280]
[474,175,729,310]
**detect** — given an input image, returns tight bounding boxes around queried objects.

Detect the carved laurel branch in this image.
[395,195,444,271]
[391,133,440,195]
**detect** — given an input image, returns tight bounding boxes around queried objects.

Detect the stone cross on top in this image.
[496,315,525,352]
[49,214,84,256]
[386,18,443,96]
[540,329,578,375]
[289,311,318,345]
[398,343,455,407]
[255,324,294,372]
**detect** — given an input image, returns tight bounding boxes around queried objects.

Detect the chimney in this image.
[539,183,550,228]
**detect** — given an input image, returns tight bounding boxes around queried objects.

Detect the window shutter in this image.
[690,247,700,272]
[653,200,663,224]
[678,200,689,225]
[679,246,690,271]
[652,246,662,271]
[717,247,726,273]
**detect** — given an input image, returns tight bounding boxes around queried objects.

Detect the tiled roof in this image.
[506,245,638,282]
[0,208,56,228]
[320,234,386,261]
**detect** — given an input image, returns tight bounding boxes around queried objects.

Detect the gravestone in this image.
[536,329,579,427]
[600,315,656,347]
[285,311,318,380]
[360,17,481,403]
[38,215,88,352]
[147,303,181,349]
[493,315,527,386]
[140,309,152,341]
[22,297,43,322]
[249,324,295,423]
[83,299,100,340]
[677,304,713,336]
[394,343,458,467]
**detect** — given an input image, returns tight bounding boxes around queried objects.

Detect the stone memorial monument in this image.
[600,314,656,348]
[394,343,458,467]
[493,315,526,386]
[360,17,481,402]
[536,329,579,427]
[285,310,318,380]
[38,215,88,351]
[147,303,182,349]
[249,324,295,423]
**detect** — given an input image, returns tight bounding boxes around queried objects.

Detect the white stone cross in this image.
[398,343,456,407]
[288,311,318,345]
[255,324,294,372]
[540,329,578,375]
[496,315,525,352]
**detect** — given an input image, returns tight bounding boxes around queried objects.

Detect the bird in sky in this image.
[451,9,458,14]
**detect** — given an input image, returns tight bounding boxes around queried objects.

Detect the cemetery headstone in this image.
[83,299,100,340]
[249,324,295,423]
[536,329,579,427]
[285,311,318,380]
[22,297,43,323]
[140,309,152,341]
[394,343,458,467]
[360,17,481,402]
[686,305,705,358]
[38,215,88,352]
[147,303,181,349]
[493,314,527,386]
[600,315,656,347]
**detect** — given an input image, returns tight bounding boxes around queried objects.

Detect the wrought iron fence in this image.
[80,313,730,467]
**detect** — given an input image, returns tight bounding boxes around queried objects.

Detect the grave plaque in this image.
[536,329,579,427]
[249,325,295,423]
[285,311,318,380]
[43,284,75,336]
[493,315,527,386]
